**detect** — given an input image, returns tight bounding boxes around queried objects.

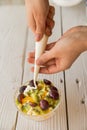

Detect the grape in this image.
[40,99,49,110]
[49,90,59,100]
[50,86,58,92]
[19,86,27,93]
[29,102,37,107]
[43,79,51,85]
[17,93,24,103]
[29,80,38,87]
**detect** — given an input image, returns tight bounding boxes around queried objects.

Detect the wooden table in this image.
[0,1,87,130]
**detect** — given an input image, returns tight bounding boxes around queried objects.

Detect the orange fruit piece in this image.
[22,96,34,104]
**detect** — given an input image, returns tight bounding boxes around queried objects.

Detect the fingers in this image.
[27,5,55,41]
[36,49,55,66]
[44,59,55,66]
[28,42,56,57]
[27,14,36,33]
[45,6,55,36]
[27,51,35,64]
[28,51,55,66]
[46,42,56,50]
[49,6,55,14]
[35,17,46,41]
[35,5,55,38]
[31,64,60,74]
[45,19,55,36]
[40,65,58,74]
[28,57,35,64]
[46,18,55,29]
[28,52,35,58]
[28,42,56,67]
[27,42,56,63]
[28,56,55,66]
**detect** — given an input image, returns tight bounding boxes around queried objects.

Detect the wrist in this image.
[74,26,87,53]
[79,26,87,52]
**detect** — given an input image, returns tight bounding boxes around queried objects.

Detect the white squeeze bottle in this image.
[34,35,48,88]
[52,0,82,7]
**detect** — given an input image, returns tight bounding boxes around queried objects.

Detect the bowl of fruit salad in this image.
[15,79,60,121]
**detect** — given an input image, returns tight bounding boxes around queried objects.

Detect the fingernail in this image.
[35,34,41,41]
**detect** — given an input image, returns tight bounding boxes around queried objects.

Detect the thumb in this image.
[36,49,55,65]
[35,19,46,41]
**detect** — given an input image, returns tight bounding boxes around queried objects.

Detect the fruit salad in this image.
[15,79,60,116]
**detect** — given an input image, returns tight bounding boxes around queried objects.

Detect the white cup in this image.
[52,0,83,7]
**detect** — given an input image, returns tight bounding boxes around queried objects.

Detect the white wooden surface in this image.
[0,1,87,130]
[62,2,87,130]
[0,0,24,5]
[0,6,27,130]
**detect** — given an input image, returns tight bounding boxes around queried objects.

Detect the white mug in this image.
[52,0,83,7]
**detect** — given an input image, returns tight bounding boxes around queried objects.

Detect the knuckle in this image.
[50,20,55,28]
[37,59,44,65]
[47,18,55,29]
[45,27,51,36]
[49,5,55,12]
[35,12,46,21]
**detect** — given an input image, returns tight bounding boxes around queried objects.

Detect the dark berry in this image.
[49,90,59,100]
[50,86,58,92]
[29,80,38,87]
[29,102,37,107]
[19,86,27,93]
[40,99,49,110]
[17,93,25,103]
[43,79,51,85]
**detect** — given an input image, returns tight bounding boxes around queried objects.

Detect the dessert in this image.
[15,79,60,116]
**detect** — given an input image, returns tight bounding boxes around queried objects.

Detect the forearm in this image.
[70,26,87,53]
[81,26,87,51]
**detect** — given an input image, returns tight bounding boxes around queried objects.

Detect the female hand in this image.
[28,26,87,74]
[25,0,55,41]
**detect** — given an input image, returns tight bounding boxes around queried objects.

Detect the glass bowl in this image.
[14,81,61,121]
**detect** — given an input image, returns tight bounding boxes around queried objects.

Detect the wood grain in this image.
[0,6,27,130]
[16,5,67,130]
[0,2,87,130]
[62,1,87,130]
[0,0,24,5]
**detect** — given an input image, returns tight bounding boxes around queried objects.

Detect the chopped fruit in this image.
[17,93,25,103]
[29,80,35,87]
[29,80,38,87]
[30,92,39,103]
[15,79,60,116]
[49,90,59,100]
[43,79,51,85]
[40,99,49,110]
[42,91,47,99]
[22,96,34,104]
[50,86,58,91]
[29,102,37,107]
[19,86,27,93]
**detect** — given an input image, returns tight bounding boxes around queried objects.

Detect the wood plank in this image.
[62,1,87,130]
[16,5,67,130]
[0,0,24,5]
[62,0,86,32]
[0,6,27,130]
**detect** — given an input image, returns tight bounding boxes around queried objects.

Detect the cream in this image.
[34,35,48,88]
